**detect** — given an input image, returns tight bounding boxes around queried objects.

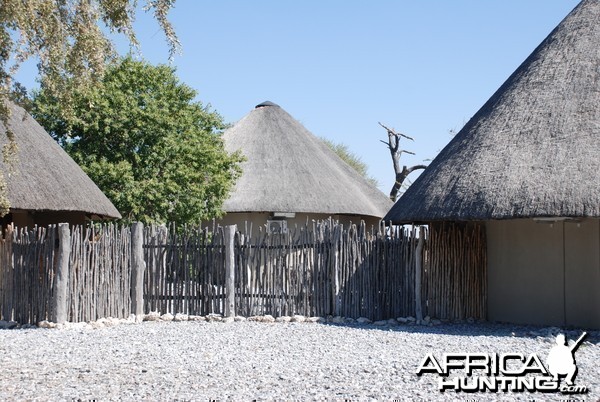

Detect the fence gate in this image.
[143,225,226,316]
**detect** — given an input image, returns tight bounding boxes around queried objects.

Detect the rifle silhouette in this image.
[569,332,587,353]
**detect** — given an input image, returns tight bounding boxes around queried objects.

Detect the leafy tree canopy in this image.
[1,0,179,108]
[32,57,243,225]
[321,138,379,188]
[0,0,179,216]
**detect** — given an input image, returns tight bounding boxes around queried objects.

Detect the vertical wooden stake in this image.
[333,224,341,316]
[52,223,70,323]
[131,222,145,316]
[225,225,236,318]
[415,226,424,323]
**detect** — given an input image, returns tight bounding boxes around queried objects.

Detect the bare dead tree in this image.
[379,122,428,202]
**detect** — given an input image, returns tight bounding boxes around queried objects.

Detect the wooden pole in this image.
[333,224,341,317]
[131,222,145,316]
[52,223,70,323]
[225,225,236,318]
[415,226,424,323]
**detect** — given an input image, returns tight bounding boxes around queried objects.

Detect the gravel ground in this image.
[1,319,599,401]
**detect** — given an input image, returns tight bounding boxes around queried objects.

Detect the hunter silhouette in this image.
[546,332,587,386]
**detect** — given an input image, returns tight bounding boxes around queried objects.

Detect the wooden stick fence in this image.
[67,224,132,322]
[142,220,486,321]
[0,220,487,324]
[0,225,56,324]
[0,224,132,324]
[235,220,418,320]
[143,223,226,316]
[422,223,487,320]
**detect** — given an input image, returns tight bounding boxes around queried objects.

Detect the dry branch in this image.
[378,122,428,201]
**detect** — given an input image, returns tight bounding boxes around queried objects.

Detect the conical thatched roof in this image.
[0,102,121,219]
[223,102,393,218]
[385,0,600,224]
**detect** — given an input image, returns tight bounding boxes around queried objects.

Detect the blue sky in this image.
[17,1,580,194]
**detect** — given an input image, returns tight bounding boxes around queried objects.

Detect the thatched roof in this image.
[222,102,393,218]
[0,102,121,219]
[385,0,600,224]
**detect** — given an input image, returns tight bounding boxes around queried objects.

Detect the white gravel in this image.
[1,320,599,401]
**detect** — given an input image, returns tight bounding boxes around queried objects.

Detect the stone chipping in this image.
[0,317,598,401]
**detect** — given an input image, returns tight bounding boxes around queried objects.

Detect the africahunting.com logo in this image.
[416,332,588,395]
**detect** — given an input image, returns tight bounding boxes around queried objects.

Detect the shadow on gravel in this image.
[319,321,600,344]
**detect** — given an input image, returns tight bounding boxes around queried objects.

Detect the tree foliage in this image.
[0,0,179,104]
[321,138,379,187]
[0,0,179,216]
[32,57,243,225]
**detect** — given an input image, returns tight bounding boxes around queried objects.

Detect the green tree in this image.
[321,138,379,187]
[32,57,243,225]
[0,0,179,216]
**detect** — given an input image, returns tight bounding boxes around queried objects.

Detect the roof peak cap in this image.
[255,101,279,108]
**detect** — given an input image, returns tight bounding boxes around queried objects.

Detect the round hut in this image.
[219,101,393,231]
[384,0,600,329]
[0,102,121,227]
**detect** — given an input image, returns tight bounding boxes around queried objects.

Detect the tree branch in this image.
[378,122,414,141]
[380,121,428,202]
[389,165,428,201]
[405,164,428,175]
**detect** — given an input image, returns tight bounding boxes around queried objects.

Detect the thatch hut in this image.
[384,0,600,329]
[219,101,393,231]
[0,102,121,227]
